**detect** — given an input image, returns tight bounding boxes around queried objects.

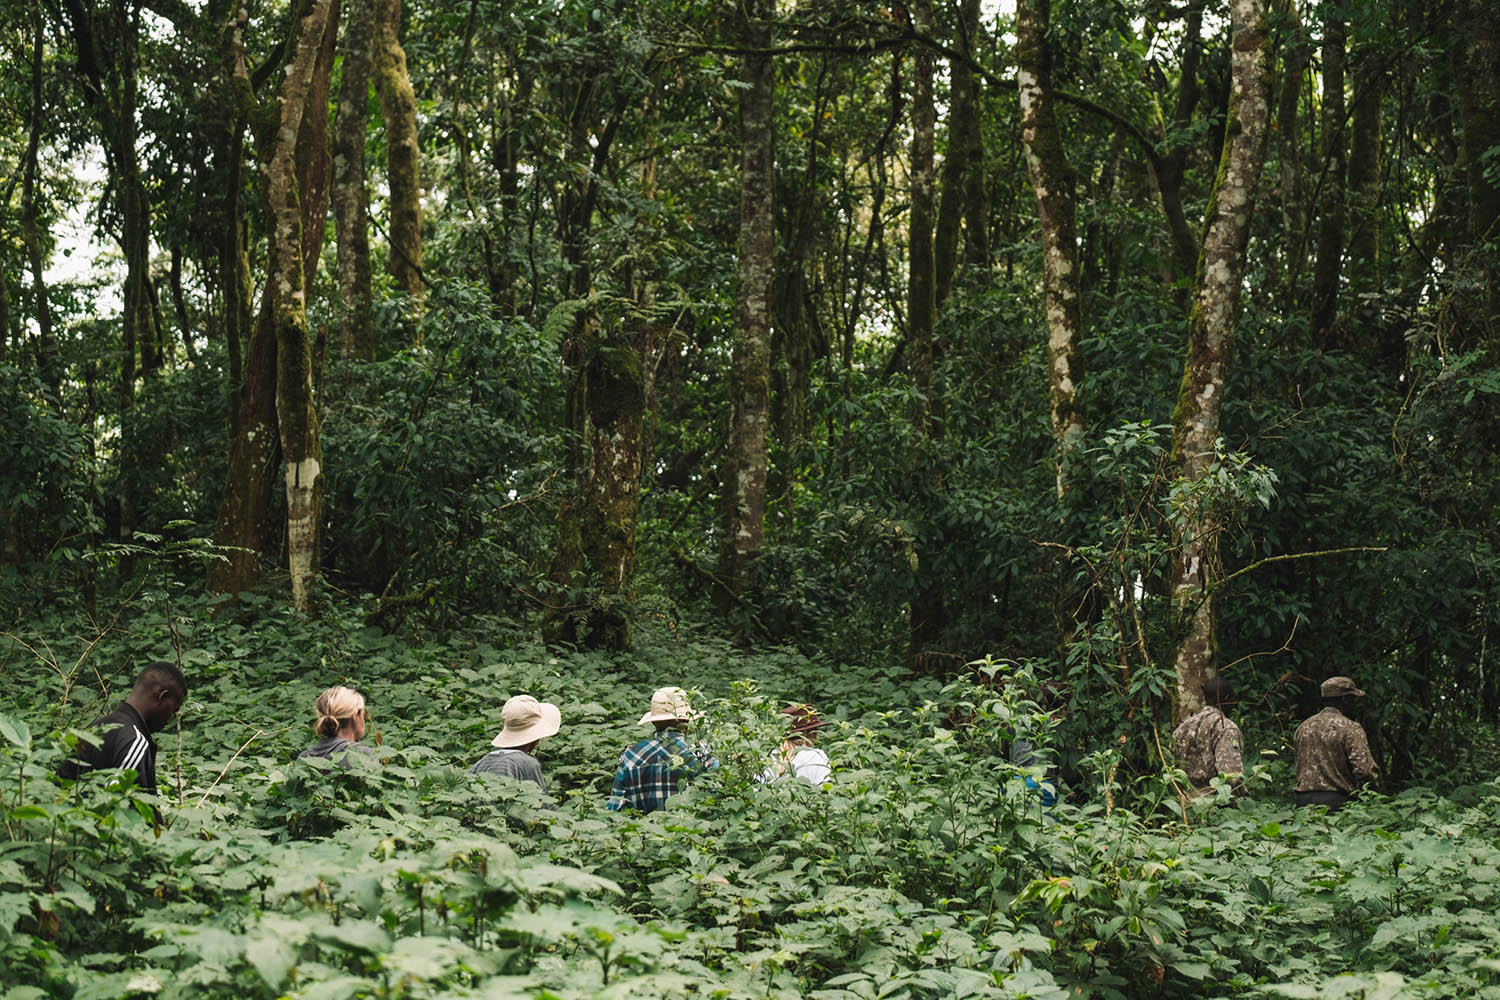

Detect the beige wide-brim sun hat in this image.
[491,694,563,748]
[638,686,698,725]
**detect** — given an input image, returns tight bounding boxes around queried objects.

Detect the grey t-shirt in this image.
[299,737,376,770]
[470,748,546,790]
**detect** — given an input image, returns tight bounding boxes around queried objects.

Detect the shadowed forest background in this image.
[3,0,1500,994]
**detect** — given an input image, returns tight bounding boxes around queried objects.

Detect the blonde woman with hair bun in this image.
[298,685,377,769]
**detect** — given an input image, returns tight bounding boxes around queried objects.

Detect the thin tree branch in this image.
[1212,546,1387,592]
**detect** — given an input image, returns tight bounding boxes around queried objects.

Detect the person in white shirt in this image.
[763,703,831,785]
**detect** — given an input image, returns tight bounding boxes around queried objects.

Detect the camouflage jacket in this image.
[1294,707,1379,794]
[1171,705,1244,794]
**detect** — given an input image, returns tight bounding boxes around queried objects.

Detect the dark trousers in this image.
[1295,789,1350,812]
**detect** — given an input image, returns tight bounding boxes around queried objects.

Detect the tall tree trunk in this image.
[209,1,337,601]
[374,0,423,303]
[1453,0,1500,349]
[114,5,154,558]
[771,55,829,454]
[1017,0,1085,497]
[116,6,159,381]
[210,306,282,595]
[1310,0,1346,348]
[60,0,160,555]
[334,0,376,360]
[490,71,534,315]
[1154,4,1205,286]
[1169,0,1272,720]
[167,244,197,364]
[21,5,58,399]
[214,8,253,436]
[907,0,936,426]
[575,334,645,649]
[906,0,946,668]
[0,232,14,559]
[1273,0,1310,308]
[935,0,982,307]
[271,0,337,612]
[717,0,774,610]
[1082,133,1125,302]
[540,12,634,647]
[1346,61,1384,292]
[210,8,277,597]
[224,211,252,438]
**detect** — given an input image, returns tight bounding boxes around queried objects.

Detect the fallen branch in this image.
[195,726,291,808]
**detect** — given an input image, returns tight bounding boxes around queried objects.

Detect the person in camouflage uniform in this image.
[1172,677,1244,798]
[1294,676,1379,812]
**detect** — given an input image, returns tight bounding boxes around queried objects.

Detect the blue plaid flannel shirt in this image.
[606,729,719,813]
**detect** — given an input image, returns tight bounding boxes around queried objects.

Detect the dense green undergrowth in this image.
[4,594,1500,998]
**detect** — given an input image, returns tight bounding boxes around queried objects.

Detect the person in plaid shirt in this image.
[607,686,718,813]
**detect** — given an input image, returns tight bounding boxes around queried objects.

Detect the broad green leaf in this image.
[0,714,30,750]
[1172,961,1211,981]
[313,919,392,954]
[244,916,307,990]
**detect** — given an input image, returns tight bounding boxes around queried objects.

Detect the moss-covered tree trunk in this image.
[1310,0,1346,349]
[209,0,337,601]
[334,0,376,361]
[1017,0,1084,498]
[210,8,278,596]
[717,0,774,609]
[374,0,423,304]
[581,340,645,648]
[270,0,337,612]
[1169,0,1271,720]
[540,12,636,648]
[540,313,647,650]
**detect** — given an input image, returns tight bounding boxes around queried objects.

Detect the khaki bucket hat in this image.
[638,686,698,725]
[491,694,562,748]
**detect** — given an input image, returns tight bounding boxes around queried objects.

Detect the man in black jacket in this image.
[61,661,188,800]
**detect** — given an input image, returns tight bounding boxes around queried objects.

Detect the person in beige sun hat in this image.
[470,694,562,793]
[637,685,699,725]
[608,686,719,812]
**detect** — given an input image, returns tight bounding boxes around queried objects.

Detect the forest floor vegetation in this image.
[3,588,1500,998]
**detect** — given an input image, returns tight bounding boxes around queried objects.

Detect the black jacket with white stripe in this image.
[60,702,159,794]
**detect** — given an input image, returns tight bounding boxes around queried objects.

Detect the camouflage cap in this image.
[1320,676,1365,698]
